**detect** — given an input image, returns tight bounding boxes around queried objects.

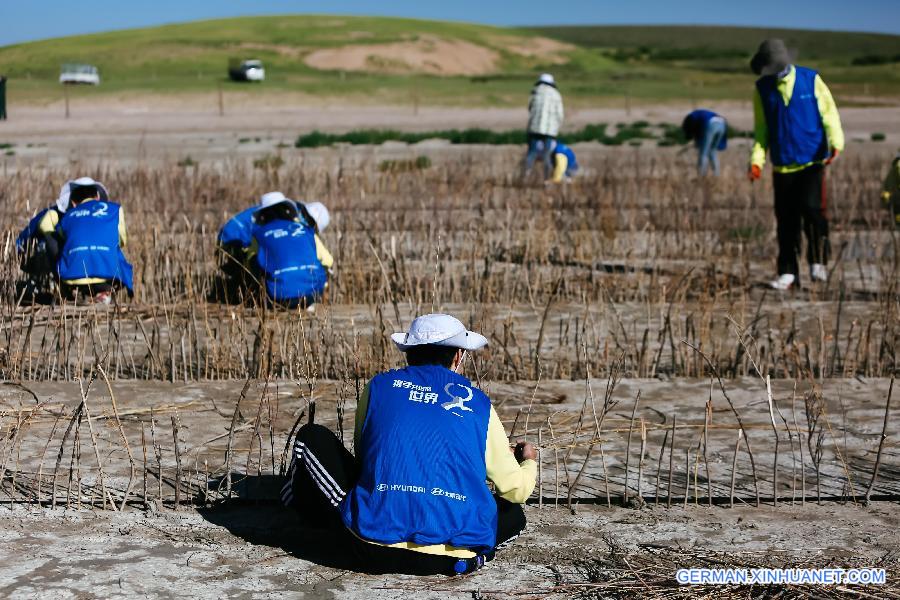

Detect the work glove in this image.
[824,149,840,165]
[748,164,762,181]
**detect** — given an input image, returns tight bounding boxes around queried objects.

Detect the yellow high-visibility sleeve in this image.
[552,153,568,183]
[118,207,127,246]
[814,74,844,153]
[750,89,769,170]
[315,234,334,269]
[37,209,60,234]
[485,406,537,504]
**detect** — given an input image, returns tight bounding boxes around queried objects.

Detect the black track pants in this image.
[773,163,830,279]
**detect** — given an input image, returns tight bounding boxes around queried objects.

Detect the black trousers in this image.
[281,424,527,576]
[773,164,830,279]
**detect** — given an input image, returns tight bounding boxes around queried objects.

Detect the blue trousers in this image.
[697,119,727,176]
[524,133,555,176]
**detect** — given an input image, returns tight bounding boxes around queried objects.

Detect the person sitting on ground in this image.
[282,313,537,576]
[681,109,728,176]
[881,152,900,228]
[246,192,333,308]
[54,177,133,304]
[15,180,80,299]
[524,73,564,179]
[218,195,331,300]
[550,141,579,183]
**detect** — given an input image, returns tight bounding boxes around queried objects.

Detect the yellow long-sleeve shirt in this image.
[352,379,537,559]
[40,200,128,285]
[750,65,845,173]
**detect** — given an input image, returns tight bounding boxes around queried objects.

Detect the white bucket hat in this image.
[259,191,292,209]
[56,177,109,212]
[391,314,488,352]
[304,201,330,231]
[537,73,555,86]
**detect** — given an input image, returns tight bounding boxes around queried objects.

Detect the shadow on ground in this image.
[198,474,448,576]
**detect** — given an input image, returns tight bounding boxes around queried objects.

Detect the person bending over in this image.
[282,313,537,575]
[681,109,728,176]
[54,177,133,304]
[218,192,331,302]
[246,192,333,308]
[550,141,579,183]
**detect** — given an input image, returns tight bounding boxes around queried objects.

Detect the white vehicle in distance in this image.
[228,59,265,82]
[60,63,100,85]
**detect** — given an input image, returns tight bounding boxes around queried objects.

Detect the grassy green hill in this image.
[0,16,897,107]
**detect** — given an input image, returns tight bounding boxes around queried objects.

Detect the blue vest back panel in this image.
[756,66,828,167]
[56,201,134,292]
[341,365,497,552]
[251,217,325,301]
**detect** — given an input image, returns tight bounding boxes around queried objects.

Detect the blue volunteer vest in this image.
[16,206,61,253]
[251,217,326,302]
[218,205,258,248]
[756,66,828,167]
[56,201,134,293]
[341,365,497,552]
[555,143,579,173]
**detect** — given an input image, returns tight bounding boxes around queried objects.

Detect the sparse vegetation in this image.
[871,132,886,141]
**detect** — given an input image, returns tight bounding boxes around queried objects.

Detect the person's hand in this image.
[748,164,762,181]
[824,149,840,165]
[514,441,537,463]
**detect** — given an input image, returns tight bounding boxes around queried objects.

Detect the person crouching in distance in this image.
[281,313,537,576]
[218,192,331,303]
[246,192,333,309]
[54,177,134,305]
[549,140,579,184]
[15,179,78,301]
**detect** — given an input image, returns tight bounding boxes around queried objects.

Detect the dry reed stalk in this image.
[622,390,640,505]
[654,430,669,506]
[864,376,893,502]
[729,429,742,508]
[765,375,779,507]
[637,418,646,505]
[666,414,675,508]
[171,413,182,510]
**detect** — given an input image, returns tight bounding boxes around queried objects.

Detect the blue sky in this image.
[1,0,897,46]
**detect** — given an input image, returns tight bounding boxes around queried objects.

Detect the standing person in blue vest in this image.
[281,314,537,575]
[682,109,728,176]
[55,177,133,304]
[747,39,844,291]
[246,192,333,308]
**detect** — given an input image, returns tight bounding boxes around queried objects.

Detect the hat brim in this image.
[391,330,488,352]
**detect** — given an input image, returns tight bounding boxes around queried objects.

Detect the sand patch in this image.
[304,35,500,76]
[489,35,575,64]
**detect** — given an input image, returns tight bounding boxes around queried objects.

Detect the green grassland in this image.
[0,16,897,107]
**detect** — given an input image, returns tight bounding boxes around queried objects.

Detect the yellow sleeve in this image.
[354,381,371,454]
[883,160,900,204]
[552,153,568,183]
[315,234,334,269]
[118,206,127,246]
[485,406,536,504]
[814,75,844,152]
[245,237,259,260]
[37,209,60,234]
[750,89,768,169]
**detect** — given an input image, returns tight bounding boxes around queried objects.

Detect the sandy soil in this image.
[304,36,501,76]
[1,97,897,167]
[0,501,895,599]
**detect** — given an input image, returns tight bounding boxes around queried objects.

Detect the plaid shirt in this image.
[527,83,564,137]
